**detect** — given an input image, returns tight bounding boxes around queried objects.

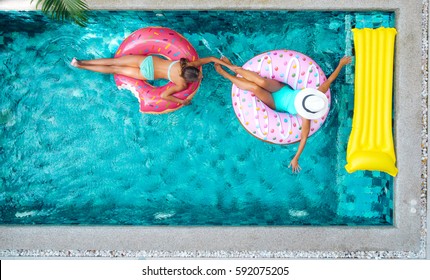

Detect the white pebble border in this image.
[420,0,429,260]
[0,1,428,259]
[0,249,424,259]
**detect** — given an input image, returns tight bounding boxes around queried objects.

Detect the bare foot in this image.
[214,63,233,81]
[70,57,79,67]
[220,56,233,65]
[214,63,224,74]
[220,56,241,73]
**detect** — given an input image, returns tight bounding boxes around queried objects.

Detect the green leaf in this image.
[31,0,89,26]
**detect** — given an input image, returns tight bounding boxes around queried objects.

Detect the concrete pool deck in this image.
[0,0,428,259]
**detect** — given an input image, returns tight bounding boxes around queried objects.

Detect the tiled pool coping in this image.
[0,0,428,259]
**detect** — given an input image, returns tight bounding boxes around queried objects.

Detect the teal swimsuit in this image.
[139,56,178,81]
[139,56,154,80]
[272,85,300,114]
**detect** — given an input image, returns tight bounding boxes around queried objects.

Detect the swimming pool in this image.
[0,10,395,226]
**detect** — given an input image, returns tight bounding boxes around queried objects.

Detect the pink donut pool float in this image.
[231,50,331,144]
[114,27,201,114]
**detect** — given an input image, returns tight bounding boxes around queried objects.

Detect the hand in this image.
[288,158,302,173]
[339,56,352,66]
[181,98,191,106]
[214,63,222,73]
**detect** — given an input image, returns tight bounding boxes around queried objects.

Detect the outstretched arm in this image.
[288,57,351,173]
[189,56,236,71]
[160,83,190,105]
[288,118,311,173]
[318,56,352,93]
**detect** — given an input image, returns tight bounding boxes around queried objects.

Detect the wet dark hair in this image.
[180,58,200,82]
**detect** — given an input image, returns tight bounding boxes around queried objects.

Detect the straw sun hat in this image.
[294,88,329,120]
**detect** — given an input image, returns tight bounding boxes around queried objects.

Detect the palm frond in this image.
[31,0,89,26]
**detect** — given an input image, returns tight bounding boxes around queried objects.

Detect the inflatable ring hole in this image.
[147,79,170,87]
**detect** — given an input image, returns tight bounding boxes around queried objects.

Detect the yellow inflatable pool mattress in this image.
[345,27,398,177]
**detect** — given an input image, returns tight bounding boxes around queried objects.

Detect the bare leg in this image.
[215,64,276,110]
[236,68,284,92]
[71,55,147,80]
[221,57,284,92]
[73,55,147,67]
[74,64,144,80]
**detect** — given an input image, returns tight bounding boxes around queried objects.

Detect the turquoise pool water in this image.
[0,11,394,225]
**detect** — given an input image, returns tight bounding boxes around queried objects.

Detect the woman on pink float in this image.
[71,27,231,113]
[71,55,228,105]
[215,54,351,173]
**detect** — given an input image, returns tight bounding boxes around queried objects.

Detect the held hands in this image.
[288,157,302,174]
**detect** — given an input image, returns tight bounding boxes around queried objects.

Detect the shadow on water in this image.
[0,11,50,34]
[0,12,52,50]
